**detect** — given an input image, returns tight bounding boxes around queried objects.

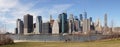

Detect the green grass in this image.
[1,39,120,47]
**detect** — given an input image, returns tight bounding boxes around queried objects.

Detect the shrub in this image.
[0,34,14,45]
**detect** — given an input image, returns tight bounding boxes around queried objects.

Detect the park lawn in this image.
[1,39,120,47]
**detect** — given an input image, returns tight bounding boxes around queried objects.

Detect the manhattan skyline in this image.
[0,0,120,33]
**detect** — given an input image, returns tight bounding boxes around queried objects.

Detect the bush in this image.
[0,34,14,45]
[102,33,120,39]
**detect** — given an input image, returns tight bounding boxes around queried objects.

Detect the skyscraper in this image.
[35,16,42,34]
[50,15,52,21]
[74,16,78,20]
[52,20,59,34]
[24,14,33,35]
[95,19,102,33]
[58,13,68,33]
[16,19,24,34]
[15,28,18,34]
[58,14,62,33]
[80,14,83,21]
[82,11,90,34]
[84,11,87,19]
[104,13,108,27]
[49,15,54,33]
[74,16,81,32]
[103,13,110,35]
[33,23,36,34]
[42,22,50,34]
[68,14,74,34]
[74,19,80,32]
[50,15,54,27]
[89,17,92,22]
[79,14,83,32]
[89,17,95,31]
[83,19,90,34]
[61,13,68,33]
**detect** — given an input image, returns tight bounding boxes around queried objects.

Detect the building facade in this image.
[24,14,33,35]
[83,19,90,34]
[52,20,59,34]
[58,13,68,33]
[35,16,42,34]
[74,19,80,32]
[68,14,74,34]
[104,13,108,27]
[79,14,83,32]
[42,22,50,34]
[80,14,83,21]
[84,11,87,19]
[15,28,18,34]
[61,13,68,33]
[16,19,24,34]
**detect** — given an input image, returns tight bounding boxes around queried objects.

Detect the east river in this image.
[7,34,108,42]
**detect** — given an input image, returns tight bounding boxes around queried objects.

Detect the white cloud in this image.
[0,0,18,7]
[49,4,72,15]
[0,0,72,33]
[0,0,18,12]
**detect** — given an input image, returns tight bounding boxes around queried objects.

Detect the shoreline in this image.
[14,38,120,43]
[14,40,65,43]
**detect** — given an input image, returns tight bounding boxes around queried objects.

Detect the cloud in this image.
[0,0,73,33]
[49,4,72,15]
[0,0,18,12]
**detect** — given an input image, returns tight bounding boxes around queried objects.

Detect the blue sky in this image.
[0,0,120,33]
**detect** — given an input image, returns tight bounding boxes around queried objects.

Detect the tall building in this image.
[58,13,68,33]
[49,15,54,33]
[74,16,78,20]
[104,13,108,27]
[89,17,95,31]
[79,14,83,32]
[95,19,102,33]
[58,14,62,33]
[84,11,87,19]
[61,13,68,33]
[82,12,90,34]
[74,19,80,32]
[89,17,92,22]
[79,14,83,21]
[58,14,62,23]
[50,15,54,27]
[42,22,50,34]
[15,28,18,34]
[68,14,74,34]
[33,23,36,34]
[24,14,33,35]
[52,20,59,34]
[83,19,90,34]
[103,13,110,35]
[74,16,81,32]
[35,16,42,34]
[50,15,52,21]
[16,19,24,34]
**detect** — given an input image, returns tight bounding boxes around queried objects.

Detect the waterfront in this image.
[9,34,105,42]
